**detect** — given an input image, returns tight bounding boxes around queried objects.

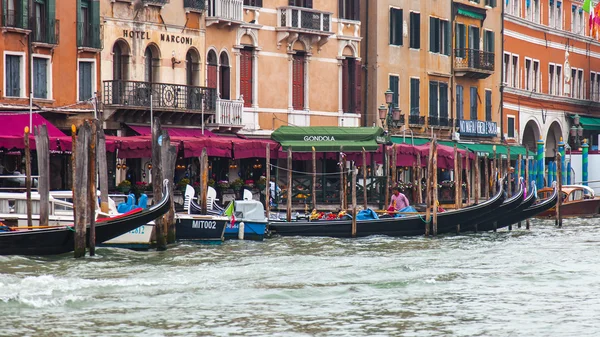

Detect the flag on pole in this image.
[584,0,592,13]
[224,201,235,228]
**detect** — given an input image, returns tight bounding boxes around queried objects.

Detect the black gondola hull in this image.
[175,214,227,242]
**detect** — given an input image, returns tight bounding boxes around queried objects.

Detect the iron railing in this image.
[454,48,495,72]
[2,10,28,29]
[215,98,243,125]
[184,0,205,10]
[103,80,217,112]
[244,0,262,6]
[409,114,424,125]
[279,6,331,33]
[77,22,101,49]
[143,0,169,5]
[31,18,59,45]
[439,117,451,127]
[428,116,439,126]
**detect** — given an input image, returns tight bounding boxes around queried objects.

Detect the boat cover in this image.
[234,200,267,222]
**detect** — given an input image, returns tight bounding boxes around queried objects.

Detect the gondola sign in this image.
[458,120,497,138]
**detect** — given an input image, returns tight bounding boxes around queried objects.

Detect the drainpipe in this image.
[28,0,33,109]
[362,0,370,127]
[500,0,505,143]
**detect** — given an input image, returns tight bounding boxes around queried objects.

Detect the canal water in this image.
[1,219,600,337]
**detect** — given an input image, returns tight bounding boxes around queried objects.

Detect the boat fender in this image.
[238,222,245,240]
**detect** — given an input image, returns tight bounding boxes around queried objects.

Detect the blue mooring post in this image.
[567,161,572,184]
[558,138,566,185]
[536,138,544,189]
[582,139,589,186]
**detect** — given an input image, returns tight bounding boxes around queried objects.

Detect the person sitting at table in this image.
[388,187,410,213]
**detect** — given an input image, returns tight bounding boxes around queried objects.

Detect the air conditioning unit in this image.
[452,132,460,141]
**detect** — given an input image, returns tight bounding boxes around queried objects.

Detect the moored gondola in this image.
[0,179,171,255]
[268,180,505,238]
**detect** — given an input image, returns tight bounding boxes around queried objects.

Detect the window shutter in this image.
[352,0,359,21]
[445,21,451,55]
[289,0,296,6]
[485,90,492,121]
[410,12,420,49]
[439,83,448,118]
[207,65,217,88]
[91,0,100,49]
[389,9,393,44]
[8,55,21,97]
[76,0,81,45]
[338,0,344,19]
[429,81,438,117]
[342,59,349,112]
[240,49,253,107]
[456,85,463,120]
[221,66,230,100]
[354,60,362,115]
[304,0,312,8]
[48,0,56,43]
[470,87,478,119]
[21,0,29,28]
[429,17,435,52]
[410,78,419,114]
[390,75,399,108]
[292,55,305,110]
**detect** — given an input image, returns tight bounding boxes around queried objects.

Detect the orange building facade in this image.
[503,0,600,156]
[0,0,101,128]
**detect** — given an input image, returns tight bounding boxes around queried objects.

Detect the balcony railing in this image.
[278,6,332,33]
[207,0,243,22]
[184,0,205,11]
[2,10,28,29]
[31,18,59,45]
[428,116,452,127]
[409,114,425,126]
[454,48,495,72]
[215,98,243,126]
[77,22,102,49]
[103,80,217,113]
[143,0,169,5]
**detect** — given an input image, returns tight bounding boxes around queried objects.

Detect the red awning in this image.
[0,112,66,151]
[128,125,216,138]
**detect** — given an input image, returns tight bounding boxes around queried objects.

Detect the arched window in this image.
[219,51,230,100]
[112,41,130,104]
[186,49,200,86]
[207,50,218,89]
[144,47,154,83]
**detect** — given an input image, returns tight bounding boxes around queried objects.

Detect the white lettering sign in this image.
[192,220,217,229]
[303,136,336,141]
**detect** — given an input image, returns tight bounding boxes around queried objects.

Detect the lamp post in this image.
[378,89,402,205]
[570,114,584,148]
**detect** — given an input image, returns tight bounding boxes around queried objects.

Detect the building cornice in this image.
[504,14,600,48]
[504,87,600,109]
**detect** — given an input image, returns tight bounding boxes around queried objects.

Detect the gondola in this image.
[487,182,558,231]
[0,179,171,255]
[459,178,526,233]
[268,180,505,238]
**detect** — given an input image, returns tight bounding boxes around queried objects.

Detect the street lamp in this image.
[570,114,584,147]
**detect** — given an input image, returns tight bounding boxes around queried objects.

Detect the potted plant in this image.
[208,179,216,188]
[117,180,131,194]
[256,176,267,191]
[177,178,190,192]
[231,178,244,199]
[217,180,230,190]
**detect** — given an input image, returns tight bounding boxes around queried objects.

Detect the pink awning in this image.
[0,112,66,151]
[128,125,216,138]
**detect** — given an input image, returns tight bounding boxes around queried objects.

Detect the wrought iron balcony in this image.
[143,0,169,5]
[31,18,59,45]
[454,48,495,79]
[409,114,425,126]
[77,22,102,49]
[184,0,205,11]
[207,0,244,24]
[102,80,217,113]
[428,116,439,126]
[2,10,28,30]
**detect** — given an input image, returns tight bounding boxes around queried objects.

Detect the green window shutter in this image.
[76,0,81,46]
[445,21,451,56]
[429,17,435,52]
[91,0,100,49]
[47,0,56,44]
[21,0,28,29]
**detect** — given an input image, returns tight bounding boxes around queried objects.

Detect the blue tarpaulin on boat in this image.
[357,209,379,220]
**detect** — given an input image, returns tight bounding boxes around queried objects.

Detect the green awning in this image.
[390,136,454,147]
[457,8,484,20]
[271,126,384,152]
[390,136,527,159]
[578,116,600,130]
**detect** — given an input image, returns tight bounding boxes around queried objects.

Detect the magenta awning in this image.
[0,112,66,150]
[128,125,216,138]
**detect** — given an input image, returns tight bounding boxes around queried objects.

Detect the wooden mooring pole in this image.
[200,147,208,214]
[34,125,50,228]
[425,142,432,237]
[95,120,109,214]
[362,148,367,210]
[74,122,90,258]
[88,121,97,256]
[391,144,397,186]
[556,151,563,228]
[312,146,317,211]
[458,152,463,209]
[265,143,271,219]
[152,118,166,251]
[454,145,459,211]
[24,127,32,227]
[474,156,480,205]
[71,125,77,225]
[416,153,422,204]
[465,151,471,206]
[161,133,177,243]
[507,147,512,197]
[287,147,292,222]
[384,146,390,209]
[351,164,357,238]
[432,138,438,236]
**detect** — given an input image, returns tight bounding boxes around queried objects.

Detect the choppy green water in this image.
[1,219,600,337]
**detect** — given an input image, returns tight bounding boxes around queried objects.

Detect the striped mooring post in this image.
[558,138,566,185]
[536,137,545,189]
[582,139,589,186]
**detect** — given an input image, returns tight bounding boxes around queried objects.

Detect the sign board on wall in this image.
[458,120,497,138]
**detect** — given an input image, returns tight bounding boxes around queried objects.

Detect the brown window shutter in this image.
[292,54,305,110]
[240,49,253,107]
[342,59,349,113]
[354,60,362,115]
[207,65,217,89]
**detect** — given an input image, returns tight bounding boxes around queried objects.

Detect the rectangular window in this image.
[556,1,562,30]
[507,116,515,138]
[338,0,359,21]
[409,12,420,49]
[513,0,520,17]
[577,69,583,99]
[410,78,419,115]
[289,0,312,8]
[5,54,22,97]
[533,60,540,92]
[244,0,263,7]
[78,61,93,101]
[549,1,555,28]
[571,68,577,98]
[484,0,497,7]
[292,54,305,110]
[456,23,466,58]
[549,64,555,95]
[429,17,450,55]
[342,58,361,114]
[534,0,540,23]
[596,73,600,101]
[469,26,480,51]
[484,30,494,53]
[33,57,48,99]
[511,55,519,88]
[470,87,478,120]
[525,59,532,91]
[556,65,562,95]
[591,72,596,101]
[389,75,399,108]
[456,85,464,120]
[485,89,492,121]
[503,53,510,84]
[240,48,253,107]
[389,8,403,46]
[571,5,576,33]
